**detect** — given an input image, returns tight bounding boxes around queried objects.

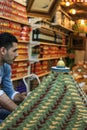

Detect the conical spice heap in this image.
[0,72,87,130]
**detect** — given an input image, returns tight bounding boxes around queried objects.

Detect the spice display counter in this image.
[0,72,87,130]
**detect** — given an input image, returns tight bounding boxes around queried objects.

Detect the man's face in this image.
[2,42,18,65]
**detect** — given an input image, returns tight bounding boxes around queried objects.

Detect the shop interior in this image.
[0,0,87,129]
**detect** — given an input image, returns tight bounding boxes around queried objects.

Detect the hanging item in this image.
[26,0,60,19]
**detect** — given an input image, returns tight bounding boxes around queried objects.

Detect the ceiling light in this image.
[72,9,76,14]
[81,19,85,25]
[69,9,76,14]
[66,2,70,6]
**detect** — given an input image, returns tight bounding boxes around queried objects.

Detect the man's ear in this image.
[0,47,7,55]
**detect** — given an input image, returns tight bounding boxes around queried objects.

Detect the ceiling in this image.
[26,1,87,21]
[59,2,87,21]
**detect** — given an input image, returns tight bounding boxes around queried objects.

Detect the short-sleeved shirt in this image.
[0,63,19,99]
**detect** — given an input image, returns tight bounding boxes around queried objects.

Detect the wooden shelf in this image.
[30,41,67,47]
[18,40,29,43]
[32,25,65,36]
[31,19,72,36]
[39,57,60,61]
[52,23,74,33]
[0,4,30,84]
[0,15,29,25]
[12,77,23,81]
[40,42,67,47]
[57,6,72,19]
[15,59,29,62]
[39,55,67,61]
[30,19,68,77]
[38,71,50,77]
[12,76,26,81]
[30,55,67,63]
[51,6,74,34]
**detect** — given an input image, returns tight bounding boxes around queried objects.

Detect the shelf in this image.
[57,6,72,19]
[31,19,72,36]
[39,57,60,61]
[40,42,62,46]
[12,76,27,81]
[32,25,65,36]
[29,58,39,63]
[51,5,74,34]
[38,71,51,77]
[30,57,60,62]
[0,3,30,84]
[0,15,29,25]
[41,26,63,36]
[30,42,40,47]
[39,56,67,61]
[40,42,67,47]
[52,23,74,33]
[35,19,51,25]
[30,18,68,78]
[15,59,29,62]
[14,0,26,6]
[30,41,67,47]
[18,40,29,43]
[30,55,67,63]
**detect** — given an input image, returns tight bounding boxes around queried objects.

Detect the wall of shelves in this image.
[0,0,30,81]
[0,1,74,91]
[52,5,74,34]
[29,19,68,79]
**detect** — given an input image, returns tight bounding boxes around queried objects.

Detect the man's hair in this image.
[0,32,18,49]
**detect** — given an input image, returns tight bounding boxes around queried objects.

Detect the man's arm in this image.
[3,64,26,102]
[0,93,17,112]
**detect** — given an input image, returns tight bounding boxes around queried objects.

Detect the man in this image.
[0,32,26,123]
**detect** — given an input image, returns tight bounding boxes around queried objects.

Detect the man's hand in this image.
[14,93,27,103]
